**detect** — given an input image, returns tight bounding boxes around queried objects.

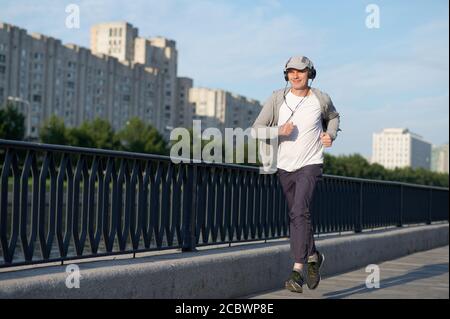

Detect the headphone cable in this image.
[281,78,314,126]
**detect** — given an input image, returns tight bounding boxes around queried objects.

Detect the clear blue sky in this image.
[1,0,448,158]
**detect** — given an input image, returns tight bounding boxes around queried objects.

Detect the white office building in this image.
[431,143,449,173]
[372,128,432,170]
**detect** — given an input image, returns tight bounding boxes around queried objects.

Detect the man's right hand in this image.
[278,122,295,137]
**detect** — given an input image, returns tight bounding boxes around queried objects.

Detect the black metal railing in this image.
[0,139,448,267]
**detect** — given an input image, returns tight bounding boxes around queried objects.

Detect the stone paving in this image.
[246,245,449,299]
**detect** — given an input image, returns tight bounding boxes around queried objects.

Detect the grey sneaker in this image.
[306,251,325,290]
[285,270,304,293]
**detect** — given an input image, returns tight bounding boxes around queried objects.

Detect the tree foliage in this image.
[39,115,68,145]
[324,153,448,187]
[0,102,25,140]
[116,117,168,155]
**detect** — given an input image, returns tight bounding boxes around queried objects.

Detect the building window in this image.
[0,65,5,74]
[0,54,5,63]
[33,94,41,102]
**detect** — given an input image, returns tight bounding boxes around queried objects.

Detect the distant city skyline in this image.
[1,0,448,158]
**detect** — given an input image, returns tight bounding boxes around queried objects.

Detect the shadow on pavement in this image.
[323,262,449,299]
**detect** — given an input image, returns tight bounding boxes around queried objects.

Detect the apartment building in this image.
[1,21,194,139]
[0,22,161,138]
[372,128,432,170]
[91,23,183,135]
[90,21,138,62]
[176,77,194,128]
[189,87,262,132]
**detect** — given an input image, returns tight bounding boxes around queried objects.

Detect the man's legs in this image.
[289,164,322,265]
[278,165,323,292]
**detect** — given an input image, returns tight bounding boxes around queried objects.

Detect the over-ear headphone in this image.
[283,56,316,81]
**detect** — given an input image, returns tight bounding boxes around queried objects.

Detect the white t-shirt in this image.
[277,91,324,172]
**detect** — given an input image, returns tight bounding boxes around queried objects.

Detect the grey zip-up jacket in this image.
[251,87,341,140]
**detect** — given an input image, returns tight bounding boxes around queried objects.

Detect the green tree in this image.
[323,152,448,187]
[169,127,214,161]
[67,126,96,148]
[0,102,25,140]
[367,163,385,180]
[79,118,120,150]
[169,128,261,166]
[117,117,168,155]
[324,153,367,177]
[39,115,68,145]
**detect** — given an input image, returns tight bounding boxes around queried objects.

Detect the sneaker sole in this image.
[285,280,303,293]
[308,253,325,290]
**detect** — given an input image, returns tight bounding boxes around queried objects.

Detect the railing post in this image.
[397,184,403,227]
[355,181,363,233]
[182,164,198,252]
[427,189,432,225]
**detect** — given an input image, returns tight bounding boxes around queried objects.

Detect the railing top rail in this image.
[323,174,449,191]
[1,138,448,191]
[0,139,261,172]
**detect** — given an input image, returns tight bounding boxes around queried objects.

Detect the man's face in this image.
[287,68,309,90]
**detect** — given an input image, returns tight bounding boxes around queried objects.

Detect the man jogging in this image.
[252,56,340,293]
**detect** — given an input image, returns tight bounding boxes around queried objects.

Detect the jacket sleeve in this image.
[251,92,280,140]
[323,94,341,141]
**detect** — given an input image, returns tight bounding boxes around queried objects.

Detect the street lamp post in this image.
[7,96,31,139]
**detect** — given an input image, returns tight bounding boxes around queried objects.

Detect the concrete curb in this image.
[0,223,448,299]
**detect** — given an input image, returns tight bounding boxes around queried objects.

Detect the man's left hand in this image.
[320,132,333,147]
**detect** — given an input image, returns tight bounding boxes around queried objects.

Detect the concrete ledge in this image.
[0,223,448,299]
